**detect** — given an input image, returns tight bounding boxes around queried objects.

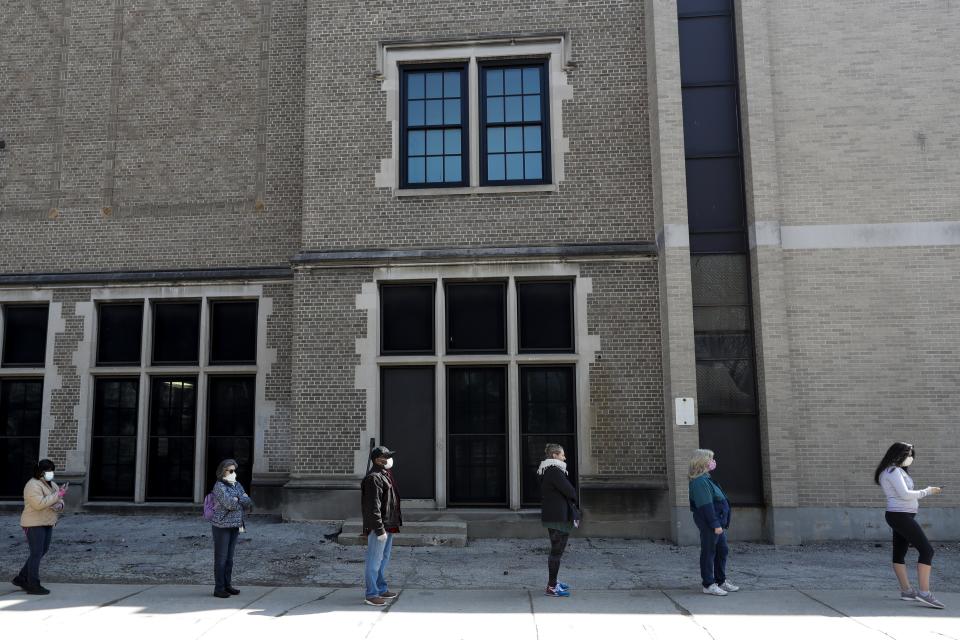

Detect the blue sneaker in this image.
[557,581,570,591]
[545,584,570,597]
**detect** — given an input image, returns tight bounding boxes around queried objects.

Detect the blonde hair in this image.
[688,449,715,479]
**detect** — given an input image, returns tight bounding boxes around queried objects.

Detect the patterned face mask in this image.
[707,460,717,472]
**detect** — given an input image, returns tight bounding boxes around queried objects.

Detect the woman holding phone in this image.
[11,459,66,595]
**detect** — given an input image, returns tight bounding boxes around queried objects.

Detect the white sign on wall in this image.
[675,397,696,426]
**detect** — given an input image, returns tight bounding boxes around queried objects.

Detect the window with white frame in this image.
[379,37,570,193]
[88,298,258,503]
[0,303,49,499]
[377,277,577,508]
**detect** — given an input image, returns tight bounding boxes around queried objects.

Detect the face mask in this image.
[901,456,913,468]
[384,458,394,470]
[43,471,55,482]
[707,460,717,472]
[224,472,237,482]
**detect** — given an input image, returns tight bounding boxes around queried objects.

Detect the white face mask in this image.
[43,471,54,482]
[901,456,914,468]
[384,458,394,470]
[224,472,237,483]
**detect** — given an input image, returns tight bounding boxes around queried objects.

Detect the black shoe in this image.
[225,587,240,595]
[11,576,26,590]
[26,585,50,596]
[213,590,230,598]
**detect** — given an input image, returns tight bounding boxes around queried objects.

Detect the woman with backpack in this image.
[875,442,944,609]
[12,459,66,595]
[689,449,739,596]
[538,443,580,597]
[208,458,254,598]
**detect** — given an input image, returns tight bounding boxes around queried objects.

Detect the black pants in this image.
[17,526,53,589]
[212,526,239,592]
[547,528,570,587]
[885,511,934,565]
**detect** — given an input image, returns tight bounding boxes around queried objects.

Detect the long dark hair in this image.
[32,459,56,481]
[874,442,914,484]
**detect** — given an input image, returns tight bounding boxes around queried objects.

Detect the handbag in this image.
[202,492,216,521]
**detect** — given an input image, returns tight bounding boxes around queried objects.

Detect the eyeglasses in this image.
[226,468,237,474]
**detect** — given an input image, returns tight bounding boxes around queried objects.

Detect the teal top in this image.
[689,473,727,508]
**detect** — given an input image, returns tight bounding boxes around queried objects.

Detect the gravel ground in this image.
[2,513,958,592]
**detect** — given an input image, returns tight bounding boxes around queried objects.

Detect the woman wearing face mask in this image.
[876,442,943,609]
[210,458,254,598]
[12,459,67,595]
[688,449,738,596]
[538,443,579,597]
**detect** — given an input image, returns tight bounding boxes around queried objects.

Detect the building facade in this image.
[0,0,957,543]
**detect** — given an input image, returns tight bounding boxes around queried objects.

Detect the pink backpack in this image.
[203,492,216,521]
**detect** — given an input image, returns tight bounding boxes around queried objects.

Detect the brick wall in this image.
[263,281,294,473]
[583,260,666,476]
[46,288,89,467]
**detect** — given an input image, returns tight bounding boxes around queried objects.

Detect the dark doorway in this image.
[380,367,435,499]
[520,366,577,506]
[89,378,139,501]
[447,367,507,506]
[146,376,197,501]
[205,376,255,493]
[0,379,43,499]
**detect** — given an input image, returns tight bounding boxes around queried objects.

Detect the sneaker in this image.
[702,584,728,596]
[719,581,740,593]
[224,587,240,595]
[213,590,230,598]
[544,585,570,597]
[11,576,26,590]
[900,588,917,601]
[26,585,50,596]
[557,581,570,591]
[365,596,387,606]
[915,592,945,609]
[379,591,398,599]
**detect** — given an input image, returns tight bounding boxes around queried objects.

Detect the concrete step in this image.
[337,518,467,547]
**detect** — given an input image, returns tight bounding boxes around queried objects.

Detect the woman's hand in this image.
[714,527,723,535]
[928,486,942,495]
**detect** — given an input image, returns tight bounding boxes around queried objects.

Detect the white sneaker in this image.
[719,581,739,592]
[702,584,728,596]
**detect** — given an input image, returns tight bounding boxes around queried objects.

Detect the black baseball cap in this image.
[370,445,396,461]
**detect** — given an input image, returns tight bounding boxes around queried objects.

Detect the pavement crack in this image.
[527,589,540,640]
[0,589,21,598]
[274,587,337,617]
[91,585,156,611]
[362,589,403,639]
[660,591,717,640]
[794,588,900,640]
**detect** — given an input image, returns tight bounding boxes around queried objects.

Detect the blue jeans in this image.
[695,522,728,588]
[364,531,394,598]
[17,526,53,589]
[212,526,239,592]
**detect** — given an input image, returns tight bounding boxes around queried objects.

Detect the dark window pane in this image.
[2,305,48,367]
[89,378,138,500]
[695,332,753,360]
[690,232,748,254]
[691,255,749,306]
[679,16,735,85]
[696,359,756,413]
[685,158,745,233]
[152,302,200,365]
[209,301,258,365]
[381,284,434,354]
[520,366,576,506]
[678,0,731,16]
[447,367,506,506]
[445,282,506,353]
[517,281,574,352]
[381,367,435,499]
[0,379,43,499]
[682,86,740,156]
[147,376,197,501]
[206,377,255,492]
[97,303,143,365]
[698,414,762,504]
[693,306,752,333]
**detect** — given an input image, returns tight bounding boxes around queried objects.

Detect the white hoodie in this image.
[879,466,931,513]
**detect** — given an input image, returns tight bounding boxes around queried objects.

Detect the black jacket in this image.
[361,467,402,536]
[539,465,579,524]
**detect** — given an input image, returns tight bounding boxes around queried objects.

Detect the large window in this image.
[2,305,49,367]
[400,65,468,188]
[90,296,260,503]
[377,276,578,507]
[480,62,551,185]
[0,380,43,499]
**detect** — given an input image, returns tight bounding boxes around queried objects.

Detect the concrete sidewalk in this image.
[0,584,957,639]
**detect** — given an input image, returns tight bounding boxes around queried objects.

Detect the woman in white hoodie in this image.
[875,442,943,609]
